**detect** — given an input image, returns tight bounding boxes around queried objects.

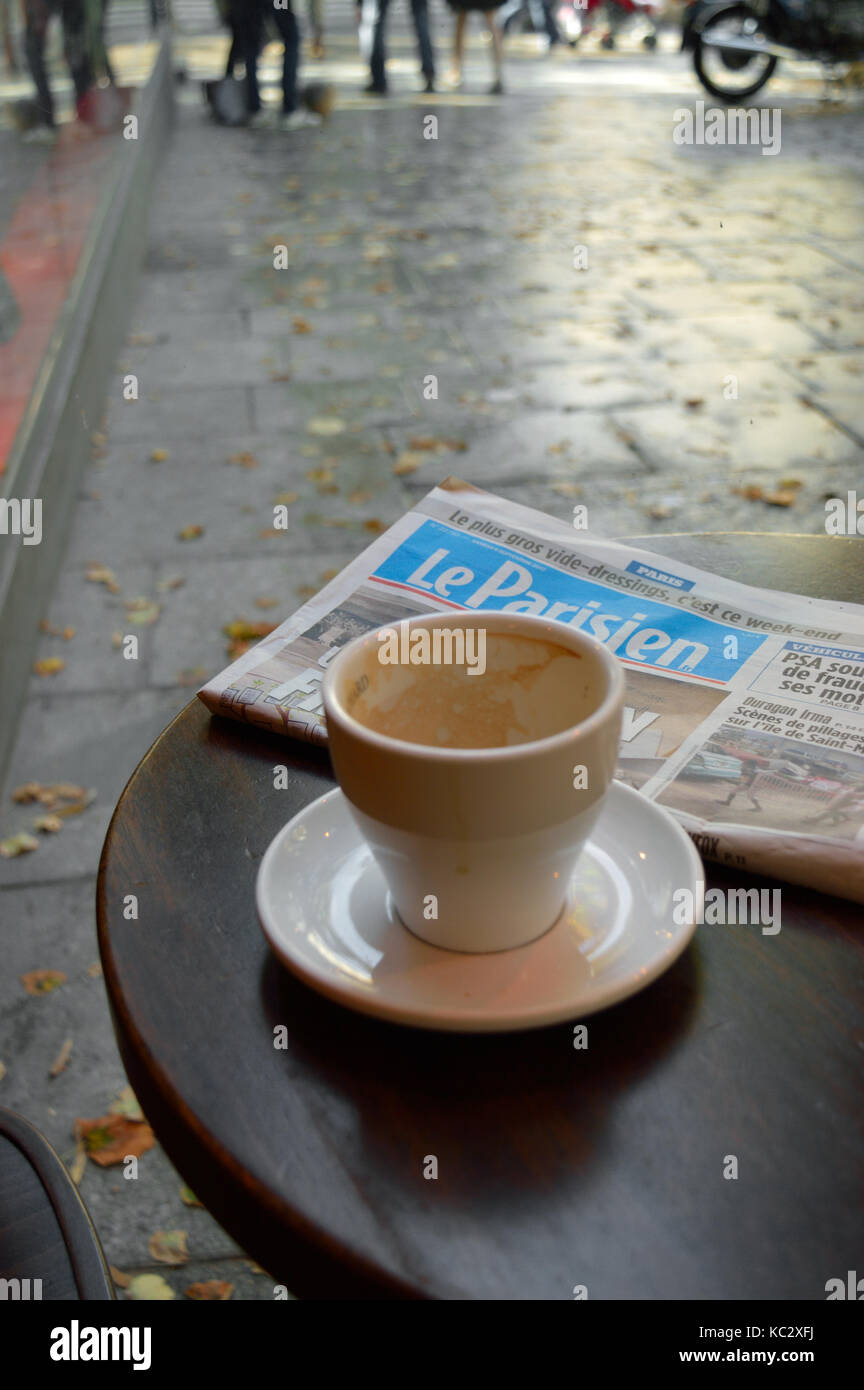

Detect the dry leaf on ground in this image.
[186,1281,233,1300]
[34,657,65,676]
[127,1274,175,1301]
[125,598,161,626]
[1,832,40,858]
[110,1266,131,1289]
[148,1229,189,1266]
[180,1184,202,1208]
[306,417,346,436]
[393,453,422,475]
[110,1085,144,1121]
[178,525,204,541]
[76,1114,156,1166]
[13,783,90,810]
[49,1038,73,1077]
[407,435,466,453]
[223,619,277,660]
[85,563,120,593]
[22,970,66,995]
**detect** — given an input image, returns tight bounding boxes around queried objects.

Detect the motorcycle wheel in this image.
[693,8,777,102]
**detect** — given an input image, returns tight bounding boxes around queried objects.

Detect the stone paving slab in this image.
[0,689,187,885]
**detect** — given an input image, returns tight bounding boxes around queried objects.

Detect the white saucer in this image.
[256,783,703,1033]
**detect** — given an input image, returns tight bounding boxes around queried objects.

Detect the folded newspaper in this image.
[199,479,864,904]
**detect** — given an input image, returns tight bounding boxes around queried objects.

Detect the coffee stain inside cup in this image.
[355,634,594,749]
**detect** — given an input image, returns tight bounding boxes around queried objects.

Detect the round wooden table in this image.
[97,534,864,1300]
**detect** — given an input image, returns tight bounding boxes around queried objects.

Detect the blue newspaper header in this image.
[373,519,764,683]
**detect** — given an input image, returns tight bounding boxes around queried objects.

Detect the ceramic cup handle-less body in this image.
[322,611,625,953]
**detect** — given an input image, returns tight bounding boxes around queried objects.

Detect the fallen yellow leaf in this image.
[76,1114,156,1167]
[306,417,345,436]
[127,1274,175,1301]
[0,832,40,858]
[22,970,66,994]
[148,1229,189,1266]
[186,1281,233,1300]
[49,1038,73,1077]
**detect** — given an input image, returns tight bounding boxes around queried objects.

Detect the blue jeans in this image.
[371,0,435,87]
[24,0,92,125]
[243,0,300,114]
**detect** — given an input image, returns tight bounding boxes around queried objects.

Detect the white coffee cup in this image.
[322,611,624,952]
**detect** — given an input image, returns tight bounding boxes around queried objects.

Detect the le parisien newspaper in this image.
[198,479,864,904]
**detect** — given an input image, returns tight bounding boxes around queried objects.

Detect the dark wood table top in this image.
[97,533,864,1301]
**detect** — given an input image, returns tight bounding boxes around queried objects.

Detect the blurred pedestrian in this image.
[222,0,258,77]
[241,0,313,129]
[366,0,435,94]
[498,0,560,47]
[94,0,117,85]
[1,0,19,73]
[446,0,505,93]
[23,0,93,134]
[308,0,325,58]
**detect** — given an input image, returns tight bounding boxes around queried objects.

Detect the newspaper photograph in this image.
[199,479,864,903]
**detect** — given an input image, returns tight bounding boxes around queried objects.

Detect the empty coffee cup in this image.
[322,611,624,952]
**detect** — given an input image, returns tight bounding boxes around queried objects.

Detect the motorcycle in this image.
[683,0,864,101]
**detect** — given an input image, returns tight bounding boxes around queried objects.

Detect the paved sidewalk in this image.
[1,13,863,1299]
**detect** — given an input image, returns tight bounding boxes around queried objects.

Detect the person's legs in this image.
[484,9,503,88]
[307,0,324,54]
[94,0,116,85]
[542,0,560,43]
[270,3,300,114]
[409,0,435,80]
[60,0,92,102]
[240,2,264,112]
[496,0,523,34]
[24,0,55,124]
[526,0,544,33]
[369,0,391,90]
[451,9,466,83]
